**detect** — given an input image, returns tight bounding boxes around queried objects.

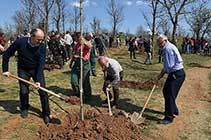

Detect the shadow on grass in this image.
[47,86,73,97]
[187,63,210,69]
[0,88,6,92]
[0,100,43,117]
[84,95,103,107]
[118,98,163,122]
[0,100,20,114]
[62,70,71,75]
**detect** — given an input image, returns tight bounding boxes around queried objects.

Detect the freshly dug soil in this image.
[120,79,161,90]
[38,108,141,140]
[64,96,80,105]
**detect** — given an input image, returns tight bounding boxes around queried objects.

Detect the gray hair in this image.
[157,34,168,41]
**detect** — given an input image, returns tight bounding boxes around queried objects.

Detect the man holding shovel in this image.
[98,56,123,109]
[2,28,51,124]
[156,34,186,124]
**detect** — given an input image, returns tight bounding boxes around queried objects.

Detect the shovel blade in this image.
[131,112,145,125]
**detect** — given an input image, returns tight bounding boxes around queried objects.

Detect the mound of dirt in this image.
[64,96,80,105]
[38,108,141,140]
[120,79,161,90]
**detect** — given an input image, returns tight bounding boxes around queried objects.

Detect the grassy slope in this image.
[0,46,210,139]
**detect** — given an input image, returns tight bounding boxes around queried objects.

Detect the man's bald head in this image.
[30,28,44,46]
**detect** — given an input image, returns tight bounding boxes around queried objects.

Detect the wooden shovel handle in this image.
[106,90,112,116]
[9,74,64,100]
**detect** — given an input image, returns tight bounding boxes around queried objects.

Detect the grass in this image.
[0,46,211,139]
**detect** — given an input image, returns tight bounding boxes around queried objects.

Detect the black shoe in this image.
[43,115,51,125]
[102,99,112,104]
[20,110,28,118]
[174,111,179,116]
[92,72,97,77]
[102,99,108,104]
[158,117,173,124]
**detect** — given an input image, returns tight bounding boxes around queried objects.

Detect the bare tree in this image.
[142,0,160,57]
[52,0,66,33]
[158,0,195,44]
[13,11,28,34]
[90,17,101,35]
[33,0,55,41]
[185,1,211,48]
[107,0,124,37]
[71,6,80,32]
[61,1,66,33]
[13,0,37,33]
[21,0,37,31]
[157,16,171,36]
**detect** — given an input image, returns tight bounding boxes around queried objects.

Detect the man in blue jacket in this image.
[2,28,51,124]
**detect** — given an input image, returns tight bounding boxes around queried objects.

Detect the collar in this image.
[27,37,38,47]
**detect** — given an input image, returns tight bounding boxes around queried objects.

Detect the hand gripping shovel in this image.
[9,74,66,101]
[131,84,156,125]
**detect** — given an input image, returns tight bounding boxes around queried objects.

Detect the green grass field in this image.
[0,46,210,139]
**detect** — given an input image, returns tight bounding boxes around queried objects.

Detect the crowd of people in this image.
[182,37,210,55]
[2,27,211,125]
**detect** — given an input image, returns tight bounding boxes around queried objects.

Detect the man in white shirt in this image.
[64,31,73,60]
[98,56,123,109]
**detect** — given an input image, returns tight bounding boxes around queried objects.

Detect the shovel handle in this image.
[137,84,156,119]
[9,74,65,100]
[106,90,112,116]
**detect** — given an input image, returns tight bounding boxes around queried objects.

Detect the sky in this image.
[0,0,151,34]
[0,0,210,34]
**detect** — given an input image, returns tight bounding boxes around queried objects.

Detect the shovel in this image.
[131,84,156,125]
[106,89,112,116]
[9,74,66,101]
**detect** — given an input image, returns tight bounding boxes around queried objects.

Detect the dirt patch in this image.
[120,79,162,90]
[38,107,141,140]
[64,96,80,105]
[146,67,211,140]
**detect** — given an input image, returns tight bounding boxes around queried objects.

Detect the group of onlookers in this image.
[182,37,210,55]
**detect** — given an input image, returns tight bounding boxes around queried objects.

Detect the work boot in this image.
[20,110,28,118]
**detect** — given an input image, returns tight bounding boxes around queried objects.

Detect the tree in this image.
[21,0,37,31]
[33,0,55,42]
[13,0,38,33]
[13,11,28,34]
[158,0,195,44]
[186,1,211,45]
[142,0,160,56]
[71,6,80,32]
[52,0,67,33]
[90,17,101,35]
[107,0,124,38]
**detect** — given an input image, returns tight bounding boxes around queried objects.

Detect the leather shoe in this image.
[174,111,179,116]
[43,115,51,125]
[20,110,28,118]
[158,117,173,124]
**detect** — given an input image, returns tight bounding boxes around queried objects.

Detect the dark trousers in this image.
[163,69,185,118]
[130,51,136,59]
[71,60,92,97]
[89,57,96,74]
[18,68,50,116]
[103,82,120,106]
